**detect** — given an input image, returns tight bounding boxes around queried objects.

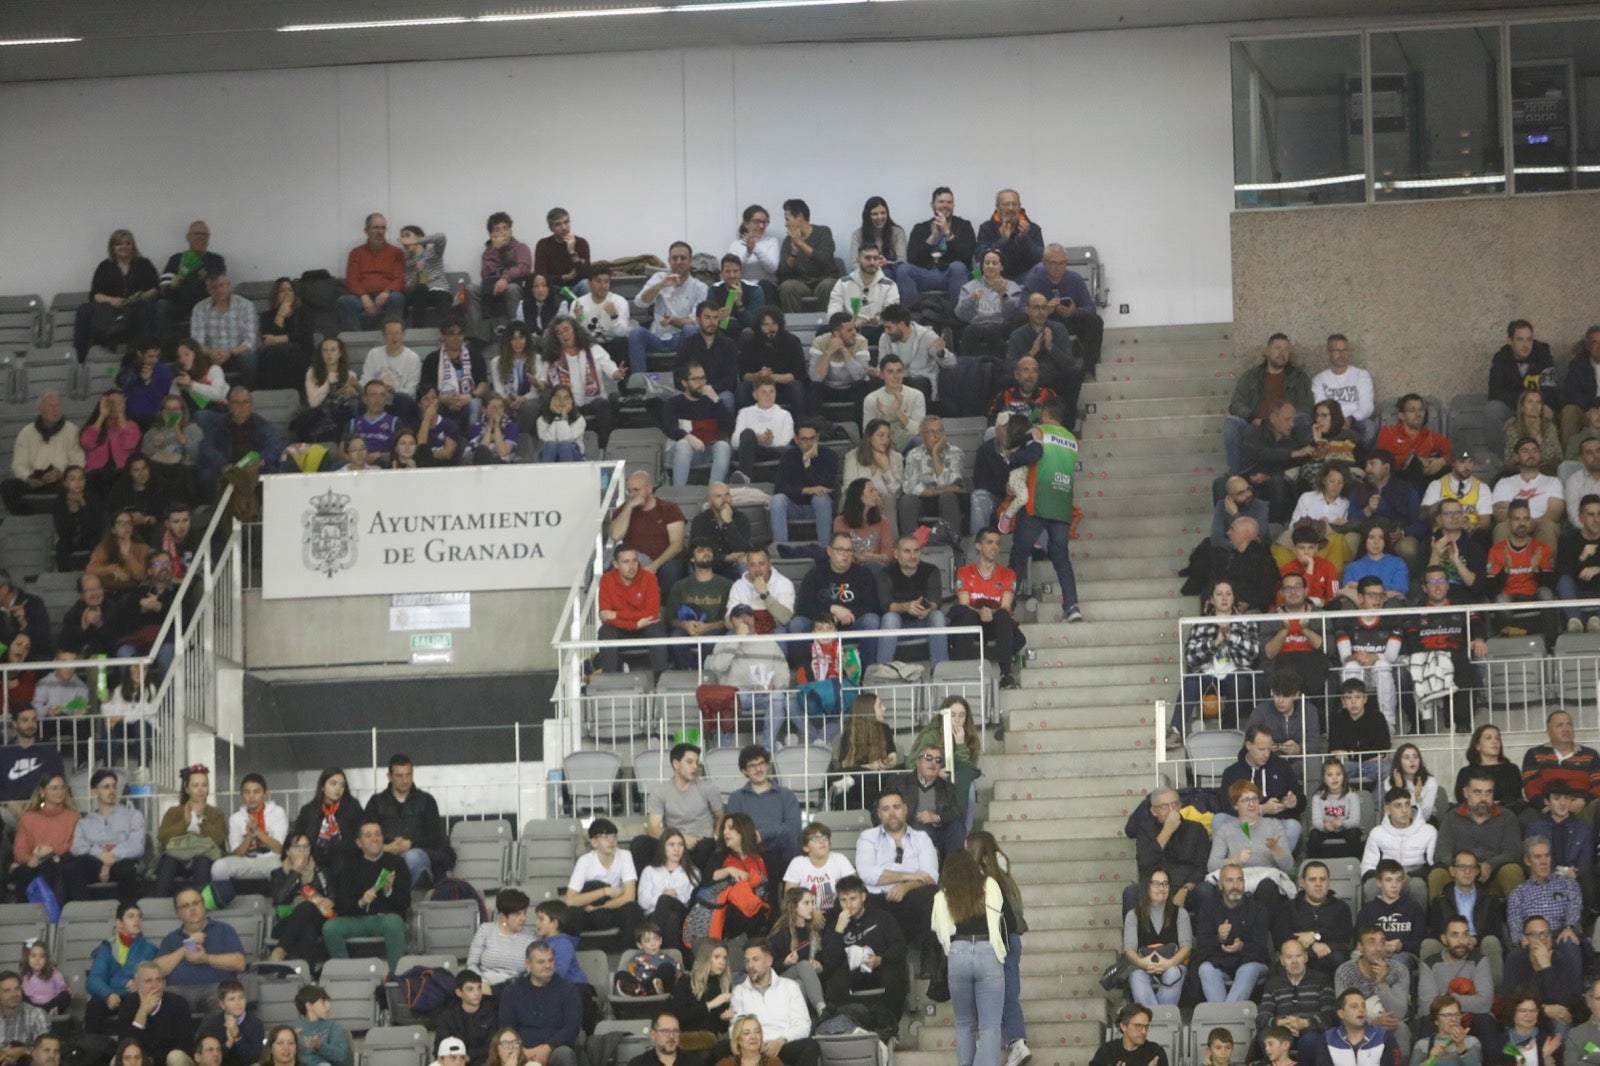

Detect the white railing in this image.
[1157,596,1600,783]
[0,485,240,804]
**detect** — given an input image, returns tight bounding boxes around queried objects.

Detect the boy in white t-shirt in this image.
[782,821,856,918]
[564,817,643,936]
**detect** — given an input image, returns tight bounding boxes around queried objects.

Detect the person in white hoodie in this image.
[206,772,290,907]
[1359,788,1436,910]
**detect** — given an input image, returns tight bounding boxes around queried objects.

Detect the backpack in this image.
[431,875,488,922]
[396,965,456,1016]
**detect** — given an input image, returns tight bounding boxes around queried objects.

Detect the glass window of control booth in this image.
[1509,19,1600,194]
[1370,25,1505,200]
[1232,35,1365,209]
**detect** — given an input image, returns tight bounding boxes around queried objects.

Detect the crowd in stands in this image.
[0,732,1032,1066]
[1114,701,1600,1064]
[1177,323,1600,748]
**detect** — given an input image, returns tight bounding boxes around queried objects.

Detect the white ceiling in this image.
[2,0,1597,83]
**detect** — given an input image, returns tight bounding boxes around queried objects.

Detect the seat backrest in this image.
[1184,730,1245,786]
[773,744,833,804]
[253,959,312,1025]
[701,747,744,802]
[576,949,611,1005]
[815,1032,884,1066]
[57,899,118,970]
[1143,1004,1182,1064]
[414,899,481,956]
[1189,1001,1257,1063]
[318,957,385,1029]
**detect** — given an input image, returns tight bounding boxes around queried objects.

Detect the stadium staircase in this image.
[898,323,1246,1064]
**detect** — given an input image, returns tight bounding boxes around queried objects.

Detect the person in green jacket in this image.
[1006,395,1084,623]
[911,695,983,830]
[1224,333,1314,475]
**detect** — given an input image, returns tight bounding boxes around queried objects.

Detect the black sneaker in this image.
[1000,674,1021,690]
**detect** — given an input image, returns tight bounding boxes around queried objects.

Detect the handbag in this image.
[924,944,950,1002]
[1098,955,1137,992]
[166,832,222,861]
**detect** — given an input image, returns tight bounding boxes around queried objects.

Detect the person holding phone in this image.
[876,535,948,666]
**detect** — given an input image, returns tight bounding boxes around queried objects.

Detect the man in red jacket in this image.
[598,548,668,673]
[337,214,406,332]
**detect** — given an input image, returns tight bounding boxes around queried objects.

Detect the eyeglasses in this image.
[1148,880,1170,888]
[497,1041,521,1048]
[893,845,904,863]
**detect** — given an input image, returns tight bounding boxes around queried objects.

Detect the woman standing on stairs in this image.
[965,832,1030,1066]
[933,849,1012,1066]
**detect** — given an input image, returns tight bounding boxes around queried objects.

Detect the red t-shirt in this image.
[613,499,686,560]
[957,563,1016,609]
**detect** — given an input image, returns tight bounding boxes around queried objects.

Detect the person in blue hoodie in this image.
[533,901,598,1032]
[1319,988,1402,1066]
[87,901,157,1031]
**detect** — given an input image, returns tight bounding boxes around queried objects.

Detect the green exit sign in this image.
[410,632,453,663]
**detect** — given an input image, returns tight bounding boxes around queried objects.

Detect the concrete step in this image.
[1024,643,1176,669]
[1102,343,1241,365]
[1105,322,1236,345]
[1074,490,1215,517]
[1026,596,1184,624]
[1003,855,1144,884]
[1081,411,1223,439]
[988,795,1140,823]
[1022,618,1180,648]
[1003,723,1162,760]
[1088,395,1228,419]
[913,1020,1108,1053]
[971,751,1154,780]
[1075,469,1216,497]
[1051,514,1213,540]
[991,775,1152,802]
[1019,949,1121,979]
[918,1001,1113,1030]
[981,811,1130,838]
[1017,879,1132,909]
[1011,662,1172,690]
[996,837,1136,864]
[1085,373,1238,400]
[1073,453,1228,479]
[1005,703,1163,734]
[1080,433,1220,459]
[1066,575,1186,600]
[1013,536,1189,567]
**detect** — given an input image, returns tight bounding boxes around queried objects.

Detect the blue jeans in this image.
[401,847,431,885]
[770,492,832,543]
[540,441,584,462]
[1001,933,1026,1045]
[1198,960,1266,1003]
[628,326,680,370]
[948,938,1006,1066]
[336,291,408,333]
[1008,513,1077,610]
[1558,575,1600,621]
[878,610,949,665]
[970,490,997,535]
[899,262,969,303]
[668,438,731,486]
[1129,964,1186,1008]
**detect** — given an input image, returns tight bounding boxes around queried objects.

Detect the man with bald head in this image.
[1211,476,1270,547]
[688,482,750,580]
[159,220,226,322]
[1020,243,1104,375]
[338,213,407,332]
[1,392,85,515]
[1210,516,1280,614]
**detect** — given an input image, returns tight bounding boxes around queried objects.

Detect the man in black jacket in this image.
[833,875,908,1022]
[1286,862,1354,980]
[1209,517,1280,614]
[1128,789,1209,914]
[1194,864,1271,1004]
[903,187,975,303]
[892,743,963,858]
[366,754,452,887]
[322,820,411,973]
[1485,319,1559,448]
[118,962,193,1064]
[795,532,882,665]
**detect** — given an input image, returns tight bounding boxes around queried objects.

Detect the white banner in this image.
[261,464,602,600]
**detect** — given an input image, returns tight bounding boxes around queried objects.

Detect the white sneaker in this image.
[1005,1040,1032,1066]
[1589,616,1600,634]
[1569,616,1585,634]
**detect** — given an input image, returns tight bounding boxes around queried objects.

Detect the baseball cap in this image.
[1454,449,1473,462]
[588,817,619,838]
[438,1039,467,1057]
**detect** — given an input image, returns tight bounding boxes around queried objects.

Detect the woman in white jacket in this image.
[933,849,1011,1066]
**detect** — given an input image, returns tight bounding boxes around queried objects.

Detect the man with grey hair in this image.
[975,188,1044,280]
[117,961,192,1064]
[0,392,85,515]
[1504,837,1584,1009]
[1127,787,1210,912]
[1020,242,1103,375]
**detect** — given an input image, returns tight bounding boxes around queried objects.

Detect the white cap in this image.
[437,1039,468,1057]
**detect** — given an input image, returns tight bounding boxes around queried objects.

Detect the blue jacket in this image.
[496,974,582,1049]
[87,934,158,1002]
[1320,1024,1402,1065]
[1019,264,1094,315]
[200,413,284,474]
[1531,813,1594,880]
[544,931,586,985]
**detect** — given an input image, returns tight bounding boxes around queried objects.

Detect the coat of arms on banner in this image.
[303,488,358,578]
